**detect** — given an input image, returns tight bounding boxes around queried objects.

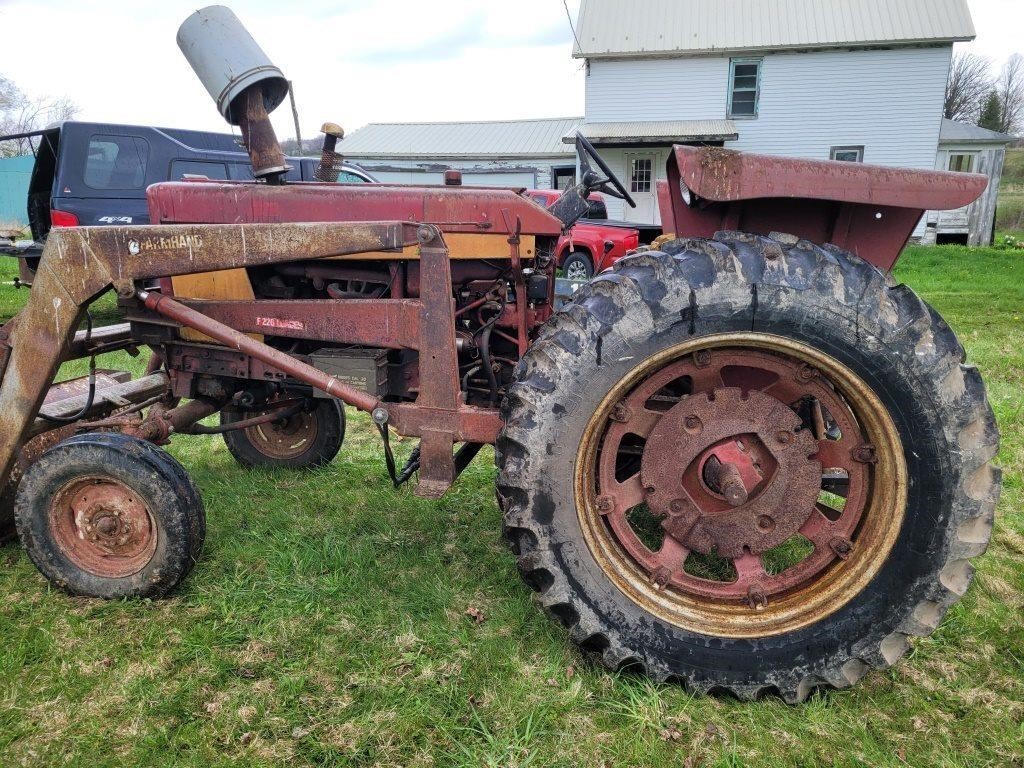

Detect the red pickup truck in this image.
[527,189,640,280]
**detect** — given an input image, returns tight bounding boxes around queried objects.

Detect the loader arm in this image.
[0,221,422,493]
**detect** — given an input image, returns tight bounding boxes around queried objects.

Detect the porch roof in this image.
[564,120,739,146]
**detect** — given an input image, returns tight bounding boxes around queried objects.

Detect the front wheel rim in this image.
[575,332,907,639]
[49,476,158,578]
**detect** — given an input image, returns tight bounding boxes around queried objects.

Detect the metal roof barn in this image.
[339,118,583,159]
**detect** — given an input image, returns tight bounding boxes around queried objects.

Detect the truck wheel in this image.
[563,251,594,281]
[497,232,999,702]
[14,432,205,598]
[221,397,345,469]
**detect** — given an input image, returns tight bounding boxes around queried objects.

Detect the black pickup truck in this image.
[3,121,374,269]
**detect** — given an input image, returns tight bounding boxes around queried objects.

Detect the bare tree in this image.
[994,54,1024,135]
[0,77,79,157]
[945,52,993,123]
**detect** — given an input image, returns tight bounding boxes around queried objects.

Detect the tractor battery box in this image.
[309,348,389,397]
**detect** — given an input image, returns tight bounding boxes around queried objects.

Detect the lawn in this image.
[997,147,1024,235]
[0,245,1022,767]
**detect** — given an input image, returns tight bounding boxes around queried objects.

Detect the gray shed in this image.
[925,118,1016,246]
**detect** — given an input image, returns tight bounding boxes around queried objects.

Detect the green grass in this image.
[1,245,1023,767]
[997,148,1024,234]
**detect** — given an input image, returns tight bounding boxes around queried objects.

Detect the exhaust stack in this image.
[177,5,289,181]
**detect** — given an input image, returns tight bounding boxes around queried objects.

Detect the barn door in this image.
[625,152,657,224]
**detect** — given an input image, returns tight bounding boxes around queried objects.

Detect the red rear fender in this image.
[659,146,987,271]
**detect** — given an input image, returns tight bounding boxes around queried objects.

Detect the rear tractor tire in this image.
[14,432,205,599]
[497,232,999,702]
[221,397,345,469]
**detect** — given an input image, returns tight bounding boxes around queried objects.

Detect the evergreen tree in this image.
[978,91,1004,131]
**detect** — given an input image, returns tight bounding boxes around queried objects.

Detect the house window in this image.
[830,146,865,163]
[552,166,576,190]
[728,58,762,118]
[948,153,976,173]
[630,157,652,193]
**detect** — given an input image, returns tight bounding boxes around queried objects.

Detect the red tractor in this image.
[0,7,999,702]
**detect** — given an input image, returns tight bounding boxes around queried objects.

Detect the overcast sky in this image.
[0,0,1019,143]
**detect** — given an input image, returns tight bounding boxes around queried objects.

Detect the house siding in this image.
[585,45,953,225]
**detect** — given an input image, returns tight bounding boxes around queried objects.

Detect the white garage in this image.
[339,117,581,190]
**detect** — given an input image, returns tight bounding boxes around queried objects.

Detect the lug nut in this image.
[852,444,877,464]
[610,402,632,423]
[745,585,768,611]
[757,515,775,532]
[829,536,853,560]
[796,364,818,382]
[595,495,615,515]
[693,350,712,368]
[683,415,703,433]
[652,567,672,590]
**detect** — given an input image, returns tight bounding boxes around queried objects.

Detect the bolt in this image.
[595,495,615,515]
[757,515,775,532]
[745,584,768,611]
[796,364,818,382]
[610,402,632,423]
[652,567,672,590]
[775,430,793,445]
[693,350,712,368]
[88,533,99,542]
[683,415,703,433]
[117,535,129,546]
[829,536,853,560]
[668,498,687,514]
[852,444,878,464]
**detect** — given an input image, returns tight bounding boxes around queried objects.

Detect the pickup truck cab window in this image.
[171,159,229,180]
[84,135,148,189]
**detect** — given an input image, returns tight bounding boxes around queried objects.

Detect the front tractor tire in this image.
[221,397,345,470]
[14,433,205,599]
[497,232,999,701]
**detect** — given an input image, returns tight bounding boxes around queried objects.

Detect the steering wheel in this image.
[576,133,636,209]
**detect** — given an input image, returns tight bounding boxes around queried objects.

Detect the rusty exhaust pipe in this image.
[177,5,290,182]
[314,122,345,183]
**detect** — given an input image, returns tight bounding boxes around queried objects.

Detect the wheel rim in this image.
[575,332,906,638]
[49,476,158,578]
[565,259,591,281]
[243,406,318,460]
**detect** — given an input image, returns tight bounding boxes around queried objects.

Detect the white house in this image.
[339,117,581,190]
[572,0,976,225]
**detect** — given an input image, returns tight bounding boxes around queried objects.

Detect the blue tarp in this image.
[0,155,33,228]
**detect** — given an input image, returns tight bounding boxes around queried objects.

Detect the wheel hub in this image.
[246,408,318,459]
[641,388,821,558]
[578,335,906,637]
[50,477,157,577]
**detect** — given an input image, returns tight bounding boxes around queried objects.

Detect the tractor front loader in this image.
[0,6,1000,702]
